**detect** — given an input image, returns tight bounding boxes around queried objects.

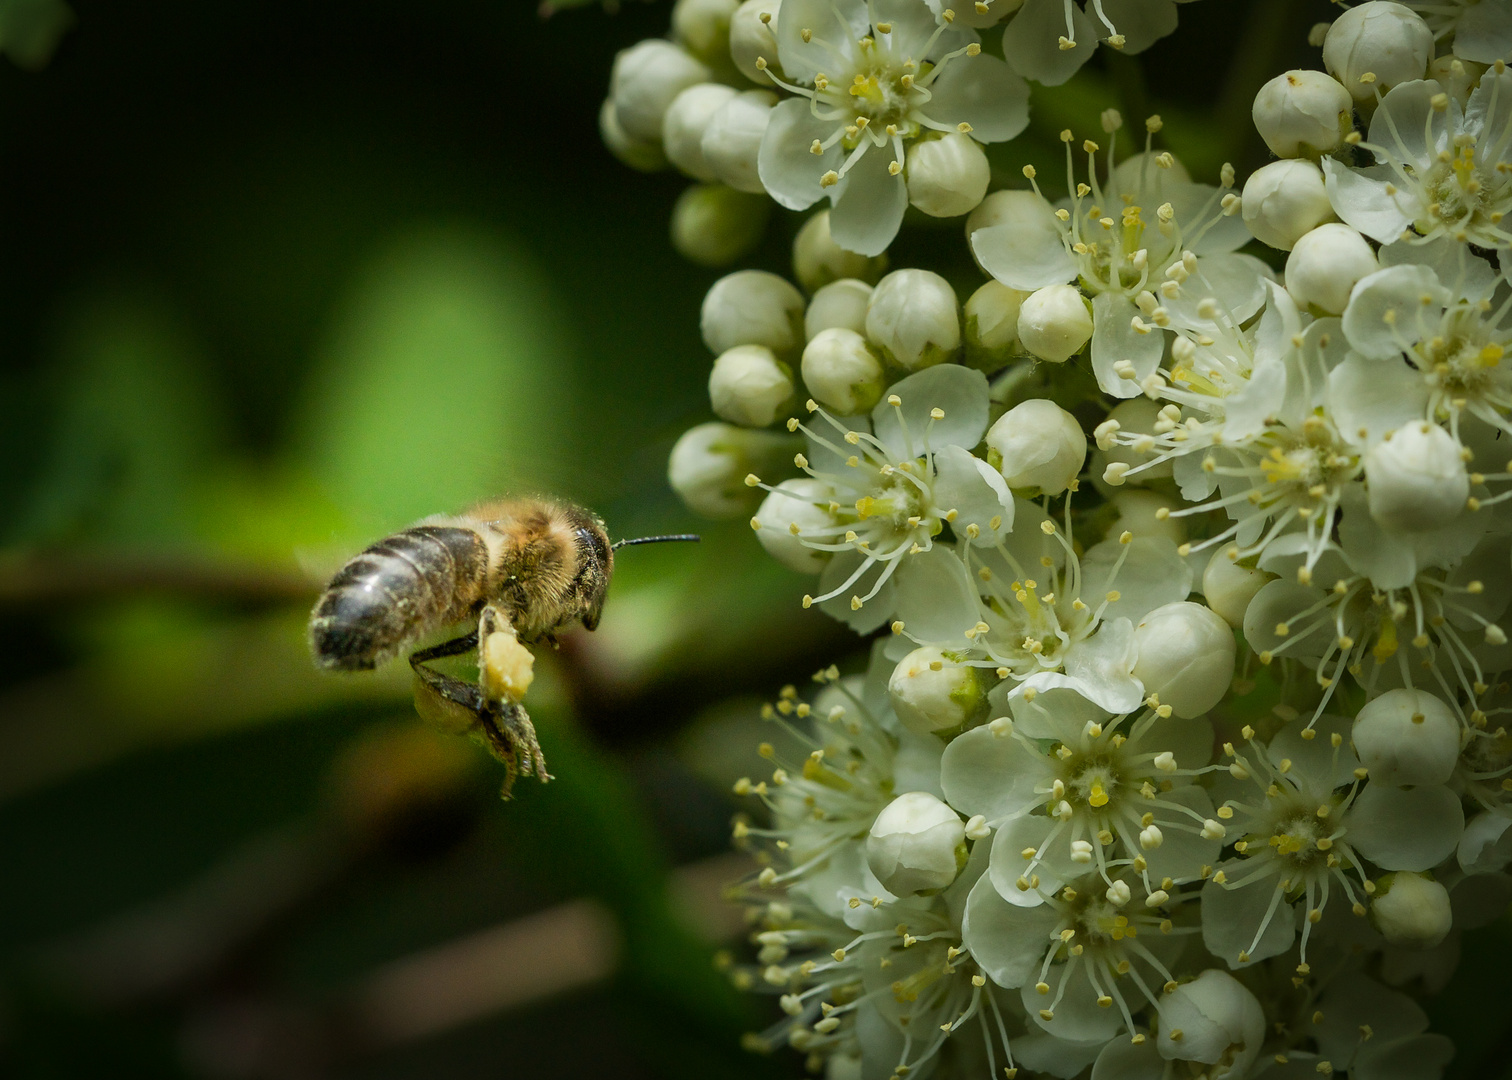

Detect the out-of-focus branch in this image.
[0,550,316,607]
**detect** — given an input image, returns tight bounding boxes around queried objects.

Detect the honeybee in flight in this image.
[309,497,696,795]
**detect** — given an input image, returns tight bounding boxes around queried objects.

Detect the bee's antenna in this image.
[612,534,701,550]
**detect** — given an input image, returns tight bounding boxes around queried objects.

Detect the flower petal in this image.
[1342,264,1449,361]
[1454,0,1512,64]
[1022,957,1125,1042]
[1323,158,1418,244]
[989,814,1070,904]
[1095,0,1179,53]
[1367,79,1450,172]
[1080,536,1193,624]
[1201,867,1296,967]
[923,53,1030,143]
[1347,783,1464,872]
[941,723,1047,821]
[828,143,909,256]
[1325,352,1430,448]
[1001,0,1098,85]
[872,364,991,457]
[1091,291,1165,399]
[758,97,844,211]
[891,543,984,642]
[971,213,1079,292]
[932,444,1015,543]
[775,0,867,83]
[963,872,1061,986]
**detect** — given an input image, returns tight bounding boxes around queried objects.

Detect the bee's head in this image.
[571,512,614,632]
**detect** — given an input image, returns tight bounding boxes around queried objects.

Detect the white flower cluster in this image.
[601,0,1203,263]
[633,2,1512,1078]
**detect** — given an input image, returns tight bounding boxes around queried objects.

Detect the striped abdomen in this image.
[309,526,489,671]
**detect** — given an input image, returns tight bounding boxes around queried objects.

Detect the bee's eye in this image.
[579,526,609,569]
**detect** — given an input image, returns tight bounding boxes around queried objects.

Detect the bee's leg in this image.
[409,633,521,795]
[477,605,552,787]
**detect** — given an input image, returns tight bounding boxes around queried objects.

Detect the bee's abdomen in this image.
[309,526,489,671]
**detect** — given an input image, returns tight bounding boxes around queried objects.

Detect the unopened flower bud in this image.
[668,422,795,517]
[671,0,741,69]
[663,83,739,180]
[609,39,712,143]
[906,132,990,219]
[1156,970,1264,1075]
[793,210,887,293]
[1017,284,1092,363]
[754,478,834,572]
[1365,422,1468,532]
[865,791,967,896]
[1241,159,1337,250]
[702,269,806,357]
[1284,223,1378,314]
[1370,871,1453,948]
[1133,602,1237,719]
[963,280,1028,370]
[671,184,770,266]
[1323,1,1433,103]
[985,399,1086,495]
[1353,688,1461,786]
[801,328,885,415]
[1251,69,1352,158]
[865,269,961,370]
[702,89,776,194]
[709,345,794,426]
[805,278,873,339]
[1202,544,1272,629]
[888,646,986,735]
[599,97,666,172]
[729,0,782,85]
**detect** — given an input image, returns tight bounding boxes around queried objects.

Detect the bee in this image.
[309,497,696,795]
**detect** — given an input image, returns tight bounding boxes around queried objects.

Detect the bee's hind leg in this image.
[408,632,522,796]
[477,605,552,788]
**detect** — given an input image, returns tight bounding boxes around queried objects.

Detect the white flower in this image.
[748,364,1008,630]
[757,0,1029,256]
[1304,973,1455,1078]
[1241,158,1338,250]
[942,690,1222,902]
[904,131,991,218]
[964,280,1029,368]
[1363,421,1470,533]
[1130,601,1236,719]
[1154,969,1264,1077]
[664,83,740,180]
[702,269,807,358]
[1322,1,1434,103]
[865,790,967,894]
[804,277,874,338]
[1284,223,1379,315]
[801,328,886,414]
[1370,870,1454,947]
[668,421,800,517]
[1251,69,1353,158]
[889,644,988,733]
[996,0,1187,87]
[608,38,713,143]
[755,478,838,571]
[703,89,779,193]
[985,398,1087,494]
[971,119,1253,397]
[1201,545,1273,630]
[730,0,782,84]
[1017,283,1093,363]
[791,210,888,293]
[709,344,795,426]
[1323,70,1512,251]
[1352,688,1463,786]
[865,268,961,369]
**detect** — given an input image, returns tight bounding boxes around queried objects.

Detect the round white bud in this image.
[1241,159,1338,251]
[865,269,961,370]
[609,39,712,143]
[1094,398,1173,485]
[965,189,1056,275]
[1017,284,1092,363]
[1370,872,1453,949]
[701,269,806,357]
[1323,1,1433,103]
[1113,490,1185,547]
[1132,602,1237,719]
[792,210,887,293]
[1251,69,1352,158]
[906,132,990,219]
[753,478,834,573]
[888,646,986,735]
[729,0,781,85]
[963,280,1028,370]
[805,278,873,340]
[702,89,776,194]
[801,328,885,415]
[865,791,967,897]
[599,97,666,173]
[1202,545,1272,629]
[1352,688,1461,786]
[985,399,1086,495]
[709,344,794,427]
[1156,970,1264,1075]
[667,422,794,517]
[671,0,741,69]
[1284,223,1379,315]
[1364,422,1469,532]
[662,83,739,180]
[671,184,770,267]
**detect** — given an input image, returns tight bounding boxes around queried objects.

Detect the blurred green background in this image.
[1,0,1509,1077]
